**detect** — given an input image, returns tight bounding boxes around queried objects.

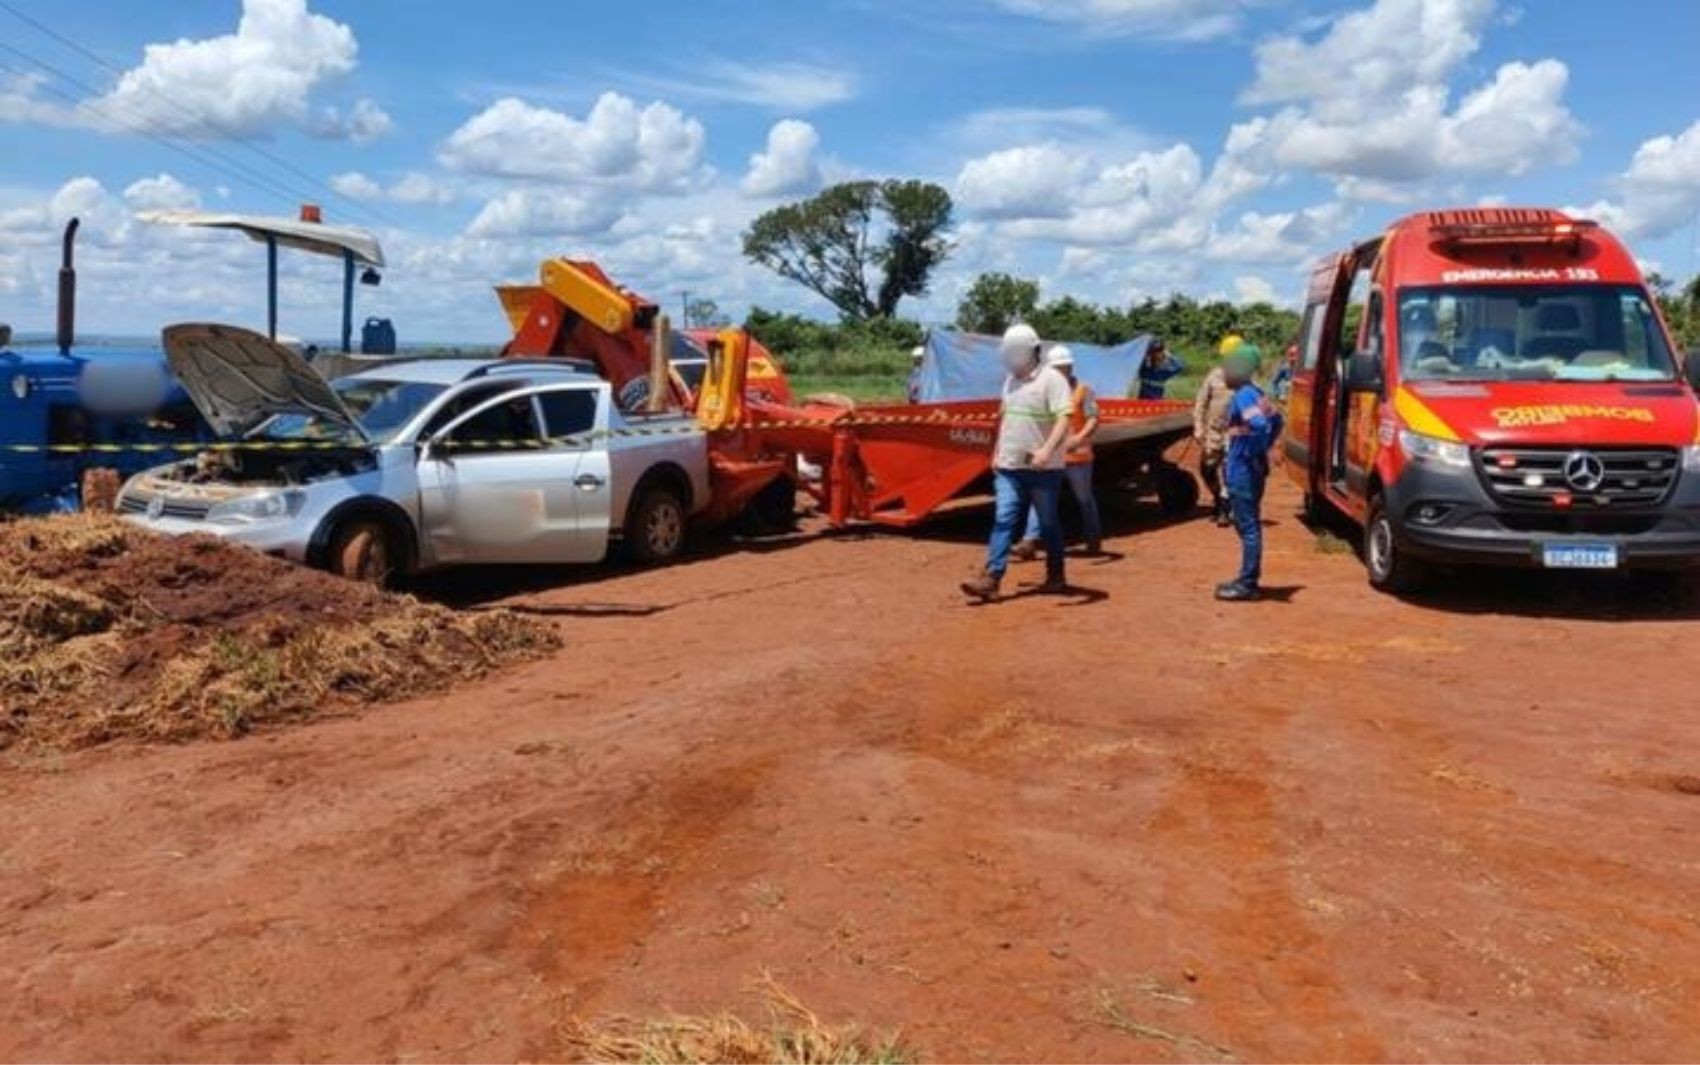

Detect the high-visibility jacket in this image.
[1067,382,1099,465]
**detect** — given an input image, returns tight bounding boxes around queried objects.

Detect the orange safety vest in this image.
[1067,382,1098,465]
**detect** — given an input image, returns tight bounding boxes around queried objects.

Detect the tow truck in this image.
[1284,207,1700,592]
[497,257,1199,532]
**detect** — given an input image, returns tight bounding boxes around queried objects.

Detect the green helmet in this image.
[1224,344,1261,380]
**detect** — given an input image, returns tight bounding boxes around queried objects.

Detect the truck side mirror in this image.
[1685,348,1700,392]
[1345,350,1384,395]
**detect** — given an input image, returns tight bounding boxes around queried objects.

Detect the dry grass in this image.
[1312,531,1355,556]
[0,514,559,751]
[559,980,910,1064]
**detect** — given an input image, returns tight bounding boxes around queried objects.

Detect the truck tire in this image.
[625,485,688,566]
[1365,494,1426,594]
[327,517,396,586]
[1155,463,1200,515]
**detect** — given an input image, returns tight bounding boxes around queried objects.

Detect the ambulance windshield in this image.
[1397,285,1677,383]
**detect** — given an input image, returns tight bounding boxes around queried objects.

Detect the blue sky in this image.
[1,0,1697,344]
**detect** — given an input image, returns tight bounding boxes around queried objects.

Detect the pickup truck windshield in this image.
[1397,285,1677,383]
[261,378,447,442]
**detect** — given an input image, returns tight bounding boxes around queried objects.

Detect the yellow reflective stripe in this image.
[1392,387,1460,442]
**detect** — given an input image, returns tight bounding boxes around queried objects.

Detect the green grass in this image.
[790,373,909,404]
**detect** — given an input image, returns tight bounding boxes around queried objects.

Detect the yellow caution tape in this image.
[0,406,1179,455]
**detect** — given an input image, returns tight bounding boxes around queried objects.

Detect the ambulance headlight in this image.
[1398,429,1470,469]
[205,490,304,524]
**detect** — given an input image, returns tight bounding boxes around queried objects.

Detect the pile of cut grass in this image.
[0,514,558,752]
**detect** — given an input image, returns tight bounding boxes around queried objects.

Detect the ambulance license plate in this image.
[1541,543,1619,569]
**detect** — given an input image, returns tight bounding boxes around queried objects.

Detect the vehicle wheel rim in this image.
[647,504,682,555]
[362,538,390,581]
[346,527,389,582]
[1369,519,1392,579]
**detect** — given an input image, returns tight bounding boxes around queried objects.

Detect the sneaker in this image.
[1214,581,1260,602]
[1010,540,1040,562]
[1037,572,1069,594]
[961,572,1001,602]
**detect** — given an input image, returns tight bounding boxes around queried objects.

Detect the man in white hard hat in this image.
[961,323,1073,602]
[907,344,926,404]
[1011,344,1101,558]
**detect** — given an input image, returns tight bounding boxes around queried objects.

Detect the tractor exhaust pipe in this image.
[57,217,80,356]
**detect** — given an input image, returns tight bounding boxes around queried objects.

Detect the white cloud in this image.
[1235,0,1580,187]
[1577,120,1700,241]
[313,97,393,142]
[389,172,457,206]
[4,0,390,142]
[1206,202,1352,264]
[122,173,201,212]
[465,189,624,239]
[957,144,1093,220]
[614,61,858,113]
[330,172,384,201]
[1244,0,1491,108]
[742,120,823,197]
[439,93,708,193]
[331,170,457,205]
[992,0,1253,39]
[1233,275,1279,305]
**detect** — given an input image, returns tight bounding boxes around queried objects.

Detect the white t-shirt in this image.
[993,366,1073,471]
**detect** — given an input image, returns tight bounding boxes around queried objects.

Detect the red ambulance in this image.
[1284,207,1700,591]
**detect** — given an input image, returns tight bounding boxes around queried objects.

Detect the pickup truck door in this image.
[415,386,605,564]
[532,384,613,560]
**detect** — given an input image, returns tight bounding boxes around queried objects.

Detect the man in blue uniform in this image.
[1136,340,1184,400]
[1216,346,1282,602]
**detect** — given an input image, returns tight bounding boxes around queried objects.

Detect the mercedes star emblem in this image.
[1563,451,1606,492]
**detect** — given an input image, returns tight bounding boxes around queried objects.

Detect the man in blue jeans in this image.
[1011,345,1102,559]
[961,323,1073,602]
[1216,346,1283,602]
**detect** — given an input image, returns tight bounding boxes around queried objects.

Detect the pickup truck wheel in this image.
[328,518,395,586]
[1155,463,1200,515]
[1365,495,1426,594]
[626,487,687,566]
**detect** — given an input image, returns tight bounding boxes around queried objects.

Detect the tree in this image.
[743,180,954,321]
[685,298,727,329]
[956,272,1040,334]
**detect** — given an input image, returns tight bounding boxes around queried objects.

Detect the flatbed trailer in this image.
[497,259,1201,532]
[698,335,1200,529]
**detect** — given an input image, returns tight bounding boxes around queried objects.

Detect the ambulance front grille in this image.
[1476,447,1679,508]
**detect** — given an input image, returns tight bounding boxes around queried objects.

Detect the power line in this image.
[0,45,316,212]
[0,2,403,229]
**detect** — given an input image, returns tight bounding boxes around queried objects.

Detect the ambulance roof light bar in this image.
[1430,216,1599,249]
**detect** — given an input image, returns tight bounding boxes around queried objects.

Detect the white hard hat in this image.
[1000,322,1042,358]
[1047,344,1074,368]
[910,344,925,360]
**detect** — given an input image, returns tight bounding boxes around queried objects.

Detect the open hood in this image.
[1400,380,1699,448]
[162,323,367,441]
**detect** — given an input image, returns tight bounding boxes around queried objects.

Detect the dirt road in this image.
[4,479,1700,1062]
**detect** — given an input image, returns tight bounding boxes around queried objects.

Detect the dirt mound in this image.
[0,514,559,752]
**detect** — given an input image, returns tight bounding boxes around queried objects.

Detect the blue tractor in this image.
[1,211,389,512]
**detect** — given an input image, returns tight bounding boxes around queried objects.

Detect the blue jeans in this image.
[1227,476,1266,587]
[987,468,1064,579]
[1023,462,1102,546]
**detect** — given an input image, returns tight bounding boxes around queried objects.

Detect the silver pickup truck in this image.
[116,324,710,582]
